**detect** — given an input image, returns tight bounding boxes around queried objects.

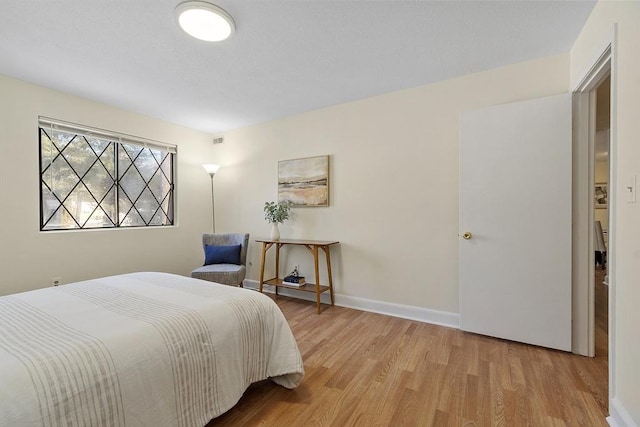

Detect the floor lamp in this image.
[202,164,221,233]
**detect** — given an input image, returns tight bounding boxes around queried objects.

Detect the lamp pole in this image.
[202,164,221,233]
[214,173,216,234]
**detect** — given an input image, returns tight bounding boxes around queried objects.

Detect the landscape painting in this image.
[278,155,329,207]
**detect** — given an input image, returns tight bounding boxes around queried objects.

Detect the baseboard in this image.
[243,279,459,329]
[607,397,638,427]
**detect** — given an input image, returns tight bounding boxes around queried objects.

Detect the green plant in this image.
[264,201,291,224]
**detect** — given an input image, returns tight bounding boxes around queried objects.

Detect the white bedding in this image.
[0,272,304,426]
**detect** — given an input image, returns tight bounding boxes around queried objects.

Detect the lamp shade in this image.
[175,1,235,42]
[202,164,221,175]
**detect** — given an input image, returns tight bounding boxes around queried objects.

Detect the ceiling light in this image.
[175,1,235,42]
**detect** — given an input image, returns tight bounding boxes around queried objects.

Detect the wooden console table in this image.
[256,238,339,314]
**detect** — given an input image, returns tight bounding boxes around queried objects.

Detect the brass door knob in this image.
[462,232,472,240]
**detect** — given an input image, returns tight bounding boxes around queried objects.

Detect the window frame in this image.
[38,117,177,232]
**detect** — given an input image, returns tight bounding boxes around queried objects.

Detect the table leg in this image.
[275,243,280,296]
[313,245,321,314]
[259,242,267,293]
[324,246,335,306]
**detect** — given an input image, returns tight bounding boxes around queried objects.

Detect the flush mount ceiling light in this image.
[175,1,235,42]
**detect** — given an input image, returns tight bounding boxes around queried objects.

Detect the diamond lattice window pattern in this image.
[39,120,175,231]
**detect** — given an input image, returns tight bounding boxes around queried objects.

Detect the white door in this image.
[459,93,572,351]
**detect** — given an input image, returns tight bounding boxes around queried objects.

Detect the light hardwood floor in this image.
[209,284,609,426]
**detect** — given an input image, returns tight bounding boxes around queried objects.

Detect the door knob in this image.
[462,232,473,240]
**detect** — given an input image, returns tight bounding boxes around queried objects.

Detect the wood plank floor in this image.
[209,283,608,426]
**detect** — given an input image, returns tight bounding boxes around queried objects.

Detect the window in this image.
[39,117,176,231]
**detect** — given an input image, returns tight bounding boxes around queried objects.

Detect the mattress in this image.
[0,272,304,426]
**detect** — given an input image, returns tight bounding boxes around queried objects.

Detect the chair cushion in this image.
[191,264,246,286]
[204,244,241,265]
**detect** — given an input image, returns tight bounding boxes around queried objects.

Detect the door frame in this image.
[571,24,617,409]
[572,47,611,358]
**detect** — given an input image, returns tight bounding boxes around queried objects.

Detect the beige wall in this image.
[0,54,570,314]
[571,1,640,424]
[0,75,214,295]
[211,54,569,314]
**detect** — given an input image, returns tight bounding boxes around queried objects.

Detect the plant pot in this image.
[270,223,280,241]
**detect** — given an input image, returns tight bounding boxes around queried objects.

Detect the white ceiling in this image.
[0,0,596,135]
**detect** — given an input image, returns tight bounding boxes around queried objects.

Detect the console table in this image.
[256,238,339,314]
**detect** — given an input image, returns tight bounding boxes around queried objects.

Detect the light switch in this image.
[627,174,637,203]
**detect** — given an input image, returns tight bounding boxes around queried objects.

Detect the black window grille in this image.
[39,118,175,231]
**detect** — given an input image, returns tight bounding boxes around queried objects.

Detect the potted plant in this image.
[264,201,291,240]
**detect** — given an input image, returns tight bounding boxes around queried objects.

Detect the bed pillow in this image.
[204,244,242,266]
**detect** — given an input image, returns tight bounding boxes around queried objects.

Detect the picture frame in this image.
[595,182,607,209]
[278,155,329,207]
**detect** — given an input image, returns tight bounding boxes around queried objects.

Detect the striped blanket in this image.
[0,272,304,426]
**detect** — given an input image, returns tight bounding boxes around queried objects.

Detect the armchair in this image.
[191,233,249,287]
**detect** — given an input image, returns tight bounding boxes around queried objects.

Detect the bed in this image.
[0,272,304,426]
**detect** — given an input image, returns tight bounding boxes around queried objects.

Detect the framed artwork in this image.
[278,155,329,207]
[595,182,607,209]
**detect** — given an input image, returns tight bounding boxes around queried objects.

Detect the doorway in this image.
[593,75,610,361]
[571,40,614,358]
